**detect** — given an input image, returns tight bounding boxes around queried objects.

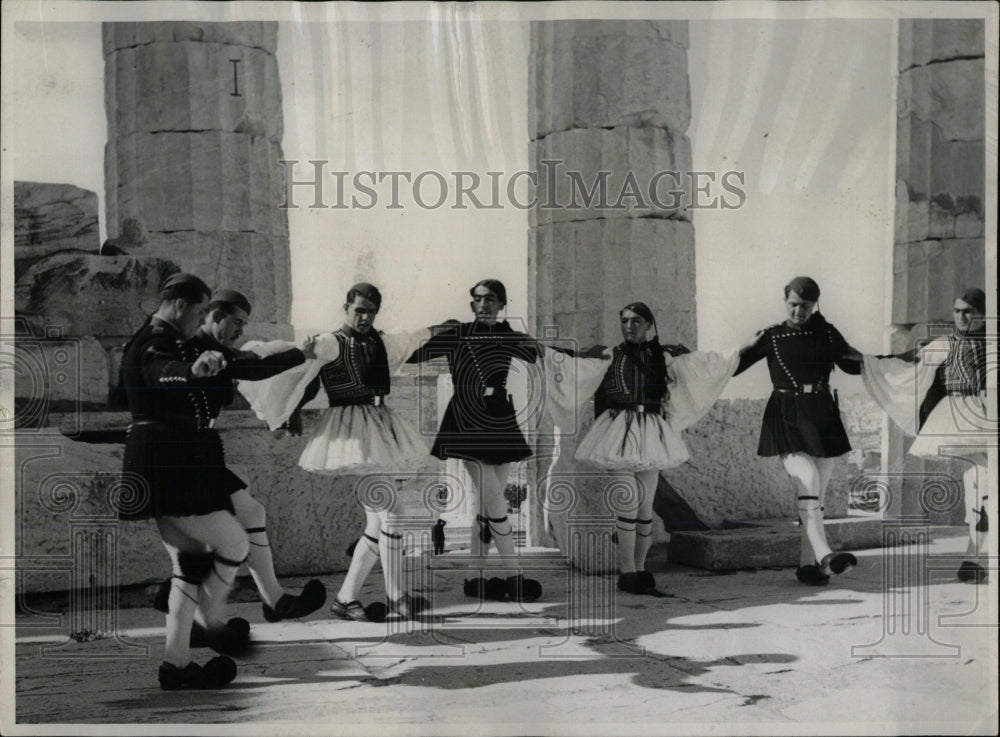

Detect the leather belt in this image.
[329,395,385,407]
[606,402,661,413]
[774,384,829,395]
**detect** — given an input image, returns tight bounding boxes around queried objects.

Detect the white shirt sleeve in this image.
[236,339,326,430]
[860,337,948,437]
[664,348,741,432]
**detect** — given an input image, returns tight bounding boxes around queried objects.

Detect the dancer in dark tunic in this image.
[119,273,245,689]
[734,277,861,585]
[153,289,327,622]
[572,302,761,595]
[407,279,603,602]
[240,283,432,619]
[860,287,992,583]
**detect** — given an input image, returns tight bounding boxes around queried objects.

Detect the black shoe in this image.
[820,552,857,576]
[388,593,430,619]
[635,570,668,597]
[153,578,172,613]
[189,617,245,649]
[795,564,830,586]
[957,561,987,584]
[617,572,644,595]
[485,577,508,601]
[506,574,542,603]
[363,601,389,623]
[203,617,251,657]
[158,656,237,690]
[463,578,488,599]
[262,579,327,622]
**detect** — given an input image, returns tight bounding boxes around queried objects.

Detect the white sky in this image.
[5,13,898,397]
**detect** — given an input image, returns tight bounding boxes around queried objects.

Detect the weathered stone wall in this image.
[13,181,182,412]
[103,21,292,341]
[14,373,439,594]
[889,19,985,524]
[13,182,101,279]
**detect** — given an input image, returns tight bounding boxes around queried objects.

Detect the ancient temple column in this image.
[887,19,986,522]
[103,21,292,339]
[528,21,694,566]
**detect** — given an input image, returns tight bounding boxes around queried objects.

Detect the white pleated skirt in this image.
[909,394,994,458]
[298,404,431,475]
[573,408,691,471]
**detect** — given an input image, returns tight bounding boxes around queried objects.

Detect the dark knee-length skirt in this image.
[119,423,244,520]
[431,394,531,465]
[757,390,851,458]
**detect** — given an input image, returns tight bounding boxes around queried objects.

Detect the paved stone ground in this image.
[9,530,998,735]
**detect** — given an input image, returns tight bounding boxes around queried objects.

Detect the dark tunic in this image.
[187,328,306,492]
[735,313,860,458]
[594,340,672,416]
[299,328,392,408]
[119,319,237,520]
[407,320,538,464]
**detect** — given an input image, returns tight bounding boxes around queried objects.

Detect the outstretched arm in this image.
[538,340,608,359]
[734,330,768,375]
[226,346,307,381]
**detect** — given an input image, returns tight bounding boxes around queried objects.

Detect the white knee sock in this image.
[164,576,199,668]
[487,515,516,560]
[379,529,405,601]
[616,517,637,574]
[797,496,832,565]
[634,518,653,572]
[337,534,379,603]
[245,525,285,608]
[198,553,243,629]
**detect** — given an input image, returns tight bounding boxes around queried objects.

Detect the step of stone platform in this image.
[667,516,917,570]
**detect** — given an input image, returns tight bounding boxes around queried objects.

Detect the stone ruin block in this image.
[104,41,283,143]
[532,218,696,347]
[13,334,110,413]
[137,231,291,326]
[898,60,985,142]
[107,131,288,237]
[531,23,690,137]
[14,182,101,278]
[532,127,693,226]
[898,19,985,71]
[535,20,689,46]
[15,254,180,339]
[892,239,985,324]
[103,21,278,59]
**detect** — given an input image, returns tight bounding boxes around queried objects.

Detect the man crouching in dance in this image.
[153,289,327,623]
[119,273,248,689]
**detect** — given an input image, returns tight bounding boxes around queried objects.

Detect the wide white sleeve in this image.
[380,327,433,373]
[539,346,610,434]
[664,348,741,432]
[860,337,947,437]
[237,339,327,430]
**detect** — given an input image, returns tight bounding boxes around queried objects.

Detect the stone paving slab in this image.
[8,530,998,735]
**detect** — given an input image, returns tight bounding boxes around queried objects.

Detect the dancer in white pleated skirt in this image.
[860,287,993,583]
[571,301,760,596]
[239,283,434,619]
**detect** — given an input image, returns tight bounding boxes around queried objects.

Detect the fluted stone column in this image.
[528,21,695,568]
[888,19,986,523]
[103,22,292,339]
